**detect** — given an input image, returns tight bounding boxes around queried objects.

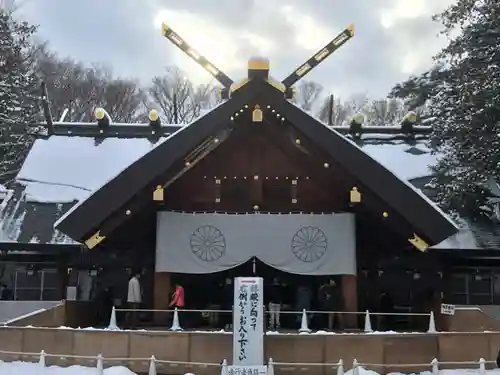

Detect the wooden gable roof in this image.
[54,79,458,249]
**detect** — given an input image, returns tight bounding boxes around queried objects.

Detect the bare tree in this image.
[365,98,406,126]
[317,95,351,126]
[343,93,369,116]
[292,81,324,112]
[146,66,221,124]
[36,48,145,122]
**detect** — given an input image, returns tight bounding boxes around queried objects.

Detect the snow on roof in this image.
[362,142,436,180]
[431,219,480,250]
[18,135,436,205]
[17,137,166,203]
[0,184,9,200]
[0,102,473,248]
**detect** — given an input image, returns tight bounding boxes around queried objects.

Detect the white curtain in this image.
[156,212,356,275]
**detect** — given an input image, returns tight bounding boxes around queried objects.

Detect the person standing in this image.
[295,284,312,325]
[222,278,233,330]
[170,284,185,326]
[126,271,142,329]
[267,278,282,331]
[318,278,343,330]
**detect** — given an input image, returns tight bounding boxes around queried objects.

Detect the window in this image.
[469,273,492,304]
[449,271,496,305]
[14,269,59,301]
[450,274,468,304]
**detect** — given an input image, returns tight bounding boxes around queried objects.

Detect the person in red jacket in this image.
[170,284,185,308]
[170,284,185,326]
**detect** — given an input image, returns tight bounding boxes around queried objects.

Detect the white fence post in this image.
[170,308,182,331]
[364,311,372,333]
[427,311,437,333]
[38,350,46,367]
[336,359,344,375]
[268,358,275,375]
[108,306,119,330]
[220,359,228,375]
[479,358,486,375]
[431,358,439,375]
[353,359,359,375]
[298,309,311,333]
[96,353,104,375]
[148,355,157,375]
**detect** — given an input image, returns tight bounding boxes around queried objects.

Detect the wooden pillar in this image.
[341,274,358,329]
[154,272,171,325]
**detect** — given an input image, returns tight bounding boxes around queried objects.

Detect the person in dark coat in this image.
[222,278,233,330]
[295,284,312,324]
[379,291,394,331]
[0,283,12,300]
[267,278,283,330]
[318,279,343,330]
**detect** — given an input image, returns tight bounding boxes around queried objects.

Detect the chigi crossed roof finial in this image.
[28,21,431,142]
[161,22,355,100]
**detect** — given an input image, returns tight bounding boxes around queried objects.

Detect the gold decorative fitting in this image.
[248,57,270,71]
[408,233,429,251]
[252,105,263,122]
[153,185,164,201]
[215,179,221,185]
[215,197,221,203]
[292,198,298,204]
[84,231,106,250]
[350,187,361,203]
[230,79,249,93]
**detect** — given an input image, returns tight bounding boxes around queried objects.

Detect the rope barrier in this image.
[272,361,341,367]
[0,349,221,366]
[113,308,430,317]
[0,349,496,375]
[109,307,436,333]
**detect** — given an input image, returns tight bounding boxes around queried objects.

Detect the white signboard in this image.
[233,277,264,366]
[441,303,456,316]
[227,365,267,375]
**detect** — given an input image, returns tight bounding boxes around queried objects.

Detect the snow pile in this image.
[0,361,136,375]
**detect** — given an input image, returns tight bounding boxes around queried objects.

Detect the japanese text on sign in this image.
[233,277,264,366]
[238,284,249,362]
[440,303,456,316]
[227,365,267,375]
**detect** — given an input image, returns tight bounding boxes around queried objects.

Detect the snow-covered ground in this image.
[1,362,499,375]
[0,361,136,375]
[350,368,500,375]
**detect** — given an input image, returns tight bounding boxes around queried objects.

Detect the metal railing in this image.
[0,349,495,375]
[111,307,435,333]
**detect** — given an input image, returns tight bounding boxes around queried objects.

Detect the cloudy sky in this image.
[18,0,455,99]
